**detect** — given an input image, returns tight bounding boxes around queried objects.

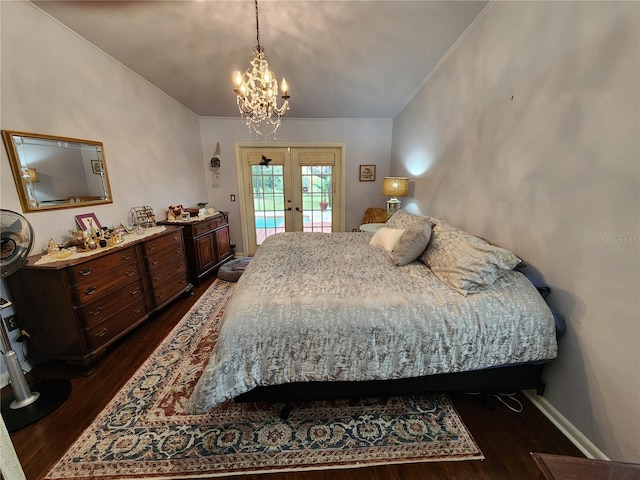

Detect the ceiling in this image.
[32,0,488,119]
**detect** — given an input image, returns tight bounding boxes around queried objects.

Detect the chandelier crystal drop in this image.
[233,0,290,138]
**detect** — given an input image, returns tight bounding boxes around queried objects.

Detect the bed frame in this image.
[235,362,548,418]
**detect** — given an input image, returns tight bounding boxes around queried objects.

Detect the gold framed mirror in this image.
[2,130,113,213]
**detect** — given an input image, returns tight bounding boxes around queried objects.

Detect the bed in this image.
[187,211,559,415]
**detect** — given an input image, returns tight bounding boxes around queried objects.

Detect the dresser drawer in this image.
[192,218,219,236]
[68,247,136,284]
[149,258,187,289]
[143,231,183,255]
[72,262,141,306]
[191,217,228,236]
[84,299,147,350]
[151,272,189,308]
[146,243,185,271]
[76,279,146,329]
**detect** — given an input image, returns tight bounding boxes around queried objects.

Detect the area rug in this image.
[45,280,483,480]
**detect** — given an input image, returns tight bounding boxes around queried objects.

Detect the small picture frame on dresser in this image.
[75,212,102,231]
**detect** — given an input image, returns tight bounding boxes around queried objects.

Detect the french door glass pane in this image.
[300,165,332,233]
[252,165,285,245]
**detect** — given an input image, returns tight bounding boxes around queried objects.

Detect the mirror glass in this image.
[2,130,113,213]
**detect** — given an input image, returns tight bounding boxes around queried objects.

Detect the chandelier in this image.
[233,0,290,138]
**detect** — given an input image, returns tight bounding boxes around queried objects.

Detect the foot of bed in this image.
[536,382,546,396]
[280,403,293,420]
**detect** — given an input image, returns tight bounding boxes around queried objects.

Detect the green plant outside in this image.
[253,193,327,211]
[251,165,332,212]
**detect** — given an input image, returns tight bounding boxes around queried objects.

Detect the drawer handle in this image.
[148,244,157,250]
[153,274,162,282]
[79,267,92,276]
[172,235,180,240]
[95,328,107,338]
[133,306,143,315]
[125,269,135,277]
[83,286,97,296]
[157,291,165,299]
[121,253,132,260]
[88,307,102,317]
[174,248,182,254]
[150,259,159,266]
[129,287,139,296]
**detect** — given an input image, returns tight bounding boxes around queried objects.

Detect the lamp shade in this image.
[382,177,409,197]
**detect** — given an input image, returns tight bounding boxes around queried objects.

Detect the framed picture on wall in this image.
[359,165,376,181]
[91,159,104,175]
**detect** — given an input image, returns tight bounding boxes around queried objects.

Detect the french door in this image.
[237,145,344,255]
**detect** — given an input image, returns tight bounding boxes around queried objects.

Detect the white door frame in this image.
[235,142,346,256]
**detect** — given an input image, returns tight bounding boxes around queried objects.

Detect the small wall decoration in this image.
[75,212,102,231]
[91,159,105,175]
[359,165,376,182]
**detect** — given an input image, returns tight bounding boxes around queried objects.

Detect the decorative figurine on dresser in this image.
[158,206,232,286]
[5,225,192,373]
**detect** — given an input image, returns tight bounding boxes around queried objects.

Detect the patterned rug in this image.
[46,280,483,480]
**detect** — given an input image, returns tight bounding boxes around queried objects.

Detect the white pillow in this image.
[369,227,405,252]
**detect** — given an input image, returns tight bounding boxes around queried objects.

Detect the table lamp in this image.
[382,177,409,217]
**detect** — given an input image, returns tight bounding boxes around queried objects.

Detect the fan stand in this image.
[0,209,72,431]
[1,300,71,433]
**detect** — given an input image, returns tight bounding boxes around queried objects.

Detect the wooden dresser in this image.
[141,228,190,309]
[5,226,191,371]
[159,212,232,285]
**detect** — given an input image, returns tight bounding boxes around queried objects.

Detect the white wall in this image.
[199,117,393,251]
[0,1,206,378]
[392,1,639,462]
[1,1,206,251]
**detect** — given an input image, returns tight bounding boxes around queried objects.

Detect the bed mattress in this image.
[188,232,557,414]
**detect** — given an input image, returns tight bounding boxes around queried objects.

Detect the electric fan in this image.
[0,209,71,432]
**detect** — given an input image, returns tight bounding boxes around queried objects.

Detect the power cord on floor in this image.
[493,392,523,413]
[464,390,523,413]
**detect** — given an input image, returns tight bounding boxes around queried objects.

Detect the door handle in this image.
[285,207,292,211]
[295,207,303,212]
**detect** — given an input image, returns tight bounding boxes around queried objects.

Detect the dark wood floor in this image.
[3,275,584,480]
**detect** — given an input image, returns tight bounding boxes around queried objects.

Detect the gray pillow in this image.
[386,208,443,230]
[391,220,432,266]
[385,209,424,229]
[421,223,521,295]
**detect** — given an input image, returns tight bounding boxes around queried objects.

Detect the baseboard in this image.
[523,389,609,460]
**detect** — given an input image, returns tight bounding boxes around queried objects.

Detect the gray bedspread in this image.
[187,232,557,414]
